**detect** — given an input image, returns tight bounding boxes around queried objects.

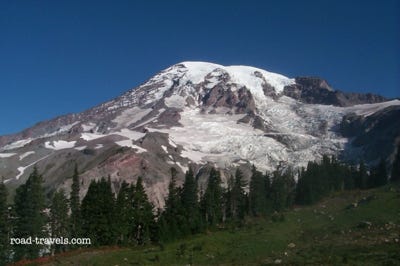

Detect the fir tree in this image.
[81,177,116,246]
[181,168,201,234]
[249,166,268,216]
[356,161,369,189]
[369,159,388,187]
[50,189,69,254]
[270,168,295,211]
[69,164,81,240]
[0,178,10,265]
[200,167,223,227]
[230,168,247,221]
[390,144,400,182]
[159,168,184,241]
[115,181,134,245]
[132,176,155,245]
[13,166,47,261]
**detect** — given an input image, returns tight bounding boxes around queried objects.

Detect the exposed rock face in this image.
[0,61,398,208]
[340,105,400,162]
[283,77,387,106]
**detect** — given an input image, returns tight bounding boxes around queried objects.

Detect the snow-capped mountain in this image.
[1,61,399,207]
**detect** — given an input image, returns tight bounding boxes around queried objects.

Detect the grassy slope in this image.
[22,185,400,266]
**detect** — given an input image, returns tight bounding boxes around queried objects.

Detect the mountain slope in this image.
[0,61,399,206]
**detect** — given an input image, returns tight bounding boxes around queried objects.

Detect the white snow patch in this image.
[74,146,87,151]
[178,61,295,94]
[41,121,80,138]
[112,107,152,128]
[161,145,168,153]
[95,144,104,150]
[15,154,50,180]
[0,153,16,158]
[81,122,96,132]
[81,132,106,141]
[113,129,145,141]
[176,161,188,173]
[45,140,76,150]
[1,139,32,151]
[165,94,186,108]
[349,100,400,117]
[168,138,177,148]
[115,140,147,153]
[19,151,35,160]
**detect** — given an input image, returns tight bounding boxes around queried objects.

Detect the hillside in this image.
[16,184,400,266]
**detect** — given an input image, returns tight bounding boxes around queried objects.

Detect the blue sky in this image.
[0,0,399,135]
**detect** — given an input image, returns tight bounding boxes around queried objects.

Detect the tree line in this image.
[0,144,399,264]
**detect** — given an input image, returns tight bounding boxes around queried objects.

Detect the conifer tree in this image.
[224,175,234,221]
[200,167,223,227]
[132,176,155,245]
[81,177,116,246]
[13,167,47,261]
[159,168,184,241]
[249,166,268,216]
[230,168,247,221]
[390,144,400,182]
[115,181,134,245]
[181,168,201,234]
[270,170,286,211]
[369,158,388,187]
[69,164,81,240]
[0,178,10,265]
[50,189,69,254]
[356,161,369,189]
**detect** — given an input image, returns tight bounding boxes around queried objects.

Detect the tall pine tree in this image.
[249,166,268,216]
[369,158,387,187]
[13,166,47,261]
[200,167,223,227]
[390,144,400,182]
[132,176,155,245]
[115,181,134,245]
[69,164,81,240]
[81,177,116,246]
[0,178,10,265]
[230,168,247,221]
[159,168,184,241]
[181,168,201,234]
[50,189,69,254]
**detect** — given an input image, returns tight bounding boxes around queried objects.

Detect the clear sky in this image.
[0,0,399,135]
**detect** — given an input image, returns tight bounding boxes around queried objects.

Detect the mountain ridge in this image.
[0,61,399,207]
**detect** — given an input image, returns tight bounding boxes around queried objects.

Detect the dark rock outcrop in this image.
[283,77,387,107]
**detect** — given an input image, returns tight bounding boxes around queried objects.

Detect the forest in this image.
[0,144,399,265]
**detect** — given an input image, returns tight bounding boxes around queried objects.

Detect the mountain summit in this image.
[1,62,399,206]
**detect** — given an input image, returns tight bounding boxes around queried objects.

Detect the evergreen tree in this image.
[390,144,400,182]
[115,181,134,245]
[69,164,81,240]
[355,161,369,189]
[230,168,247,221]
[159,168,185,241]
[81,177,116,246]
[50,189,69,254]
[369,159,388,187]
[181,168,201,234]
[132,176,155,245]
[224,174,234,221]
[0,178,10,265]
[200,167,223,227]
[249,166,268,216]
[270,168,296,211]
[13,166,47,261]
